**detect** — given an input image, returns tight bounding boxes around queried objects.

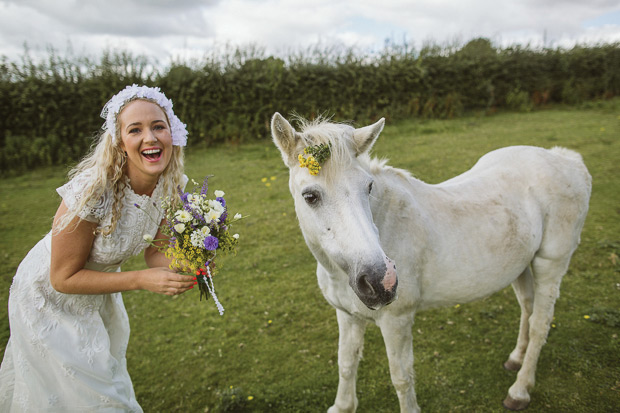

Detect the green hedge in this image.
[1,40,619,173]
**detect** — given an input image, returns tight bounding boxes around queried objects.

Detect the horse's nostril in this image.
[357,274,375,296]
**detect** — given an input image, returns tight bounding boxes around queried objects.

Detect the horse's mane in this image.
[364,154,416,181]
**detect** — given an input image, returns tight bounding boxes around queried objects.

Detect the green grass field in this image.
[1,101,619,412]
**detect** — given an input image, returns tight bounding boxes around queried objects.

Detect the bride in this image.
[0,85,197,412]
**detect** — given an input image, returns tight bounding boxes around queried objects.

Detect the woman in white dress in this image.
[0,85,197,412]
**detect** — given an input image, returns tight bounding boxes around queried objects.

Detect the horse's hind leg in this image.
[505,267,535,372]
[503,255,569,411]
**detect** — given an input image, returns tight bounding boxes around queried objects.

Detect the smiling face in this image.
[118,99,173,195]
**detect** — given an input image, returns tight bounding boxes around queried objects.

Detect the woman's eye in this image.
[154,124,165,130]
[303,191,320,206]
[129,127,140,134]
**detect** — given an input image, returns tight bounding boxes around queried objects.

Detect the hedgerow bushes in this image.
[1,39,619,173]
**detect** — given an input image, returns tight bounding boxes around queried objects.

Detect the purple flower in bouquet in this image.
[219,211,228,223]
[200,176,209,195]
[177,186,189,203]
[216,196,226,207]
[186,204,206,225]
[203,236,219,251]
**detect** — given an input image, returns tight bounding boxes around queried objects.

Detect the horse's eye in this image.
[368,181,374,194]
[303,191,320,206]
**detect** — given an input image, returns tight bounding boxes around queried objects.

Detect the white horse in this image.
[271,112,591,412]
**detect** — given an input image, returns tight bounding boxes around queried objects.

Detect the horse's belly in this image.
[417,212,541,309]
[418,269,522,310]
[418,240,537,309]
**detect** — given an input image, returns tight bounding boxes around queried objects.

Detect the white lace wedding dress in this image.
[0,172,181,412]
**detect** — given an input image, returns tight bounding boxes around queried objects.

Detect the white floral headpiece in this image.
[101,84,188,147]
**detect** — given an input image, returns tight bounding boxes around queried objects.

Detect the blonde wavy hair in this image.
[55,97,185,236]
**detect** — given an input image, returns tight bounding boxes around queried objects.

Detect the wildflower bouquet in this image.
[154,176,242,315]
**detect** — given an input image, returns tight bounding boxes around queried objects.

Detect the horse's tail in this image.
[548,146,592,200]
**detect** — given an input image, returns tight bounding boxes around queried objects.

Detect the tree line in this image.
[1,39,618,173]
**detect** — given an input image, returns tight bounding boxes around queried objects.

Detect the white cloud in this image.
[0,0,217,60]
[205,0,353,51]
[1,0,618,63]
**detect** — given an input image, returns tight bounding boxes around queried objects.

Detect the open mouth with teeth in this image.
[141,148,163,162]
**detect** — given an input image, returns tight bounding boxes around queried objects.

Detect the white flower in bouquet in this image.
[175,210,192,223]
[205,209,221,222]
[208,199,225,213]
[190,231,204,248]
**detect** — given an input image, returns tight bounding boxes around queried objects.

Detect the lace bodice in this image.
[56,172,186,269]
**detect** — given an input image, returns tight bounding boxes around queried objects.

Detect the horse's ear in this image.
[353,118,385,156]
[271,112,302,168]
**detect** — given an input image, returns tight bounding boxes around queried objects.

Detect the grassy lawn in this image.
[1,101,619,412]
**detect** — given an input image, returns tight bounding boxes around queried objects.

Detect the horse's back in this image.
[477,145,591,216]
[467,145,591,259]
[443,145,590,203]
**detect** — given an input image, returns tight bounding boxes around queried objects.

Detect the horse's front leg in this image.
[378,315,420,413]
[328,309,368,413]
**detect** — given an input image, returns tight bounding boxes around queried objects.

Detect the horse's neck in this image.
[370,166,433,239]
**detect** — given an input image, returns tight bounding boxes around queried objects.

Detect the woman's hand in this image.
[50,202,197,295]
[138,267,197,296]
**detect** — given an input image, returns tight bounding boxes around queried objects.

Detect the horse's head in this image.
[271,113,397,310]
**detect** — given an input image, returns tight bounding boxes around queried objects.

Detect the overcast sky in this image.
[1,0,619,64]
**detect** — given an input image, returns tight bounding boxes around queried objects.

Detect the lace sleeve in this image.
[56,172,112,223]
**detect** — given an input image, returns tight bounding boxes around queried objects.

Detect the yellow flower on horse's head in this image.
[306,156,321,175]
[298,143,330,176]
[300,155,321,175]
[298,154,307,168]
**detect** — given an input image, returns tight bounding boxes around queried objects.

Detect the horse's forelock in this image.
[294,116,398,182]
[295,117,358,179]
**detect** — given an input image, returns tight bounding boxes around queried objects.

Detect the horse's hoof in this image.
[503,395,530,411]
[503,359,522,372]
